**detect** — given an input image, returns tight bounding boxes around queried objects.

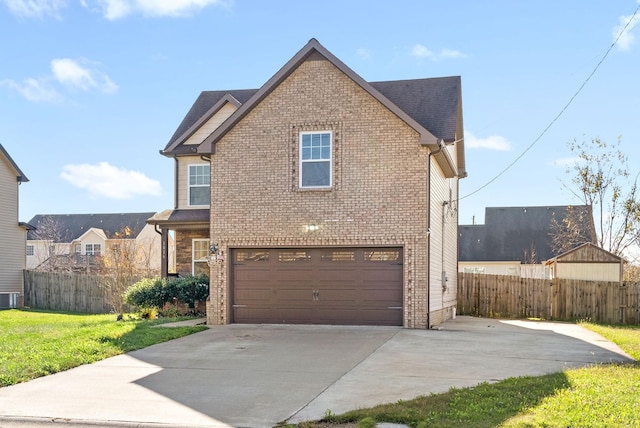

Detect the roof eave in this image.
[0,144,29,182]
[198,38,444,156]
[162,94,242,156]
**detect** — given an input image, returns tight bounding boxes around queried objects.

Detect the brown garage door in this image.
[231,247,403,326]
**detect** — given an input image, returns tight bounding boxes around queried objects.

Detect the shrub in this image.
[122,277,168,309]
[123,275,209,314]
[172,274,209,309]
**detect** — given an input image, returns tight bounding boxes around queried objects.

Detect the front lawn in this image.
[0,309,207,387]
[288,322,640,428]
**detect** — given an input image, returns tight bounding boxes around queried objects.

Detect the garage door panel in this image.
[273,288,315,303]
[234,268,273,282]
[234,287,273,302]
[232,247,403,326]
[276,272,316,283]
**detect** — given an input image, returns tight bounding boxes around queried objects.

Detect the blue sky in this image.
[1,0,639,225]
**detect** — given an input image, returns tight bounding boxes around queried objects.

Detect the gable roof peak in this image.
[198,38,440,154]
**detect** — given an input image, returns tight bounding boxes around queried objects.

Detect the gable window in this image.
[189,164,210,206]
[300,131,332,188]
[85,244,101,256]
[192,239,210,276]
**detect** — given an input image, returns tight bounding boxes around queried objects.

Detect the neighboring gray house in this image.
[0,143,30,308]
[458,205,595,277]
[26,213,162,273]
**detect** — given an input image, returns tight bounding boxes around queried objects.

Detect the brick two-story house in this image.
[149,39,466,328]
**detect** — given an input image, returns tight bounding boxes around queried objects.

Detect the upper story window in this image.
[85,244,101,256]
[189,164,210,206]
[300,131,332,188]
[26,245,34,256]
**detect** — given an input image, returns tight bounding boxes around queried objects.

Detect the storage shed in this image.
[544,243,623,284]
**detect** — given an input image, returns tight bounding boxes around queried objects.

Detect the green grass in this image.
[0,308,207,387]
[287,322,640,428]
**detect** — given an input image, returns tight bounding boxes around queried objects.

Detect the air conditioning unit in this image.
[0,293,19,309]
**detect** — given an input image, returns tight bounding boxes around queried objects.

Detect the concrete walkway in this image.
[0,317,633,428]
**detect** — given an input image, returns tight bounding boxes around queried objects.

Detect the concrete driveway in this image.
[0,317,633,428]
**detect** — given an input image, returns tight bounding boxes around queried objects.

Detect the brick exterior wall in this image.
[205,57,458,328]
[175,229,208,276]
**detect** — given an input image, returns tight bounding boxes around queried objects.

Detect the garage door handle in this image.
[387,306,402,310]
[233,305,247,308]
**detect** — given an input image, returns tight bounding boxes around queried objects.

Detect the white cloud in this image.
[356,48,371,60]
[60,162,163,200]
[439,48,468,59]
[2,0,67,18]
[613,5,640,50]
[51,58,118,94]
[90,0,229,20]
[411,44,468,61]
[411,44,433,59]
[0,77,62,102]
[465,132,512,151]
[550,157,581,168]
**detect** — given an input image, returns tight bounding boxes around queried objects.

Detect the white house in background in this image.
[26,213,164,274]
[0,143,31,308]
[458,205,596,278]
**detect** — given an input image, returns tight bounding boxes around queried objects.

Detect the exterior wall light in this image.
[209,243,219,255]
[305,224,319,232]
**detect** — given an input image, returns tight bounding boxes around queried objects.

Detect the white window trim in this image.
[299,131,332,189]
[192,239,209,275]
[188,163,211,207]
[85,243,101,256]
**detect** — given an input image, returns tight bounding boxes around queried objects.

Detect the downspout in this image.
[154,224,168,278]
[173,157,179,209]
[427,139,446,329]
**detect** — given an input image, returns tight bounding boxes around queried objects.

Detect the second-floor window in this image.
[300,131,332,188]
[85,244,101,256]
[26,245,34,256]
[189,164,210,206]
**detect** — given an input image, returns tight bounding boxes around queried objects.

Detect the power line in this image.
[460,4,640,201]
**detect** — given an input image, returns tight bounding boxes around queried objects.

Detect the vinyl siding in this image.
[184,102,237,145]
[427,161,459,326]
[554,263,621,282]
[177,156,210,209]
[0,154,25,294]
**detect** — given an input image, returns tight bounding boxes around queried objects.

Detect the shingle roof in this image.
[165,89,258,154]
[162,39,463,163]
[0,143,29,182]
[370,77,461,143]
[458,206,596,263]
[26,213,156,242]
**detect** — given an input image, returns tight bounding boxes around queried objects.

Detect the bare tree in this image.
[561,137,640,257]
[520,243,540,278]
[31,216,69,271]
[98,227,160,315]
[549,205,595,256]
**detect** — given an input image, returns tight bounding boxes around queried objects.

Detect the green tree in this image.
[562,136,640,257]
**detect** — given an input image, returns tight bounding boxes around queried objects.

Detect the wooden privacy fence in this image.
[24,270,113,314]
[458,272,640,325]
